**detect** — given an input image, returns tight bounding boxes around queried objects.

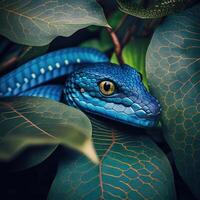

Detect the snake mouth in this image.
[82,104,159,128]
[69,91,160,128]
[126,108,160,127]
[103,101,160,127]
[134,109,161,121]
[112,113,159,128]
[106,111,158,128]
[129,116,159,128]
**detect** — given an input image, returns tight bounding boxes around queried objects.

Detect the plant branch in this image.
[106,27,124,64]
[0,56,18,75]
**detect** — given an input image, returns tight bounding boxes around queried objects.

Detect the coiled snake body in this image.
[0,47,161,128]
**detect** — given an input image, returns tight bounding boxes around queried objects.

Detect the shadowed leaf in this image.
[146,4,200,199]
[48,116,176,200]
[0,0,109,46]
[0,96,98,170]
[117,0,197,19]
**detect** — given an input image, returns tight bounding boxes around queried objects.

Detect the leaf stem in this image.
[0,56,18,73]
[106,27,124,64]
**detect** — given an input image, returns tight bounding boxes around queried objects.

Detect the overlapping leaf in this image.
[146,4,200,199]
[0,97,98,170]
[0,0,109,46]
[48,116,176,200]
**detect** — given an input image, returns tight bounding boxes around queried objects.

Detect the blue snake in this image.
[0,47,161,128]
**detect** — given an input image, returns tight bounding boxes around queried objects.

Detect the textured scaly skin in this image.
[0,47,108,96]
[117,0,198,19]
[146,4,200,199]
[0,47,161,128]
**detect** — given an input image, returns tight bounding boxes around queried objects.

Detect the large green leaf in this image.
[0,0,109,46]
[111,38,150,89]
[0,97,98,170]
[48,116,176,200]
[146,4,200,199]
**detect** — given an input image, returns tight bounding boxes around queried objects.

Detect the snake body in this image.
[0,47,160,128]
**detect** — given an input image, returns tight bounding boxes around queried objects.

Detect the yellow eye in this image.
[99,81,115,96]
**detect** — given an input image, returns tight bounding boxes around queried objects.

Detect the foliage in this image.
[0,0,109,46]
[146,4,200,199]
[48,116,176,200]
[0,0,199,199]
[0,97,97,170]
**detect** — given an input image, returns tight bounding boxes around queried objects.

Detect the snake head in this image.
[64,63,161,128]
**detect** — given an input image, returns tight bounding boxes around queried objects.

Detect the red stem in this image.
[106,27,124,64]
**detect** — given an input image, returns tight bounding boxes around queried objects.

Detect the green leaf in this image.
[87,25,100,32]
[4,145,58,171]
[48,116,176,200]
[0,97,98,170]
[108,10,124,30]
[0,0,109,46]
[146,4,200,199]
[111,38,150,89]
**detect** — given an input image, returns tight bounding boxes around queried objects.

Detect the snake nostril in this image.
[150,102,161,116]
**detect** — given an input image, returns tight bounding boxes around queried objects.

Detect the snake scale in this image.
[0,47,161,128]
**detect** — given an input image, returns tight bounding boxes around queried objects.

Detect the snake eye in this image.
[99,80,115,96]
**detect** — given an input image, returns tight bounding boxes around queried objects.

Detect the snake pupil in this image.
[104,82,111,91]
[99,80,115,96]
